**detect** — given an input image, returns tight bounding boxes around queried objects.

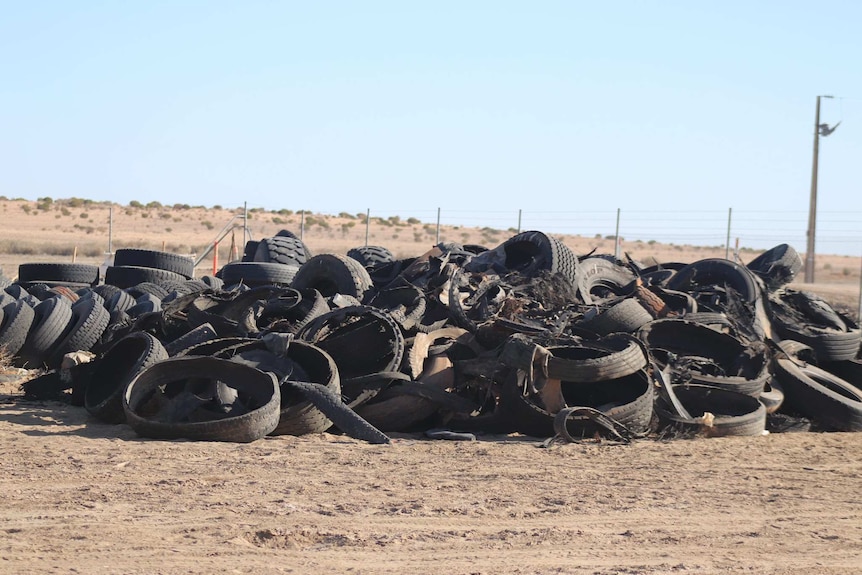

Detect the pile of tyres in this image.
[4,231,862,444]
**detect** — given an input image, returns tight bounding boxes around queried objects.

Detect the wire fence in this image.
[278,206,862,258]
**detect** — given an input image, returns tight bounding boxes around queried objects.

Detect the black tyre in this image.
[769,292,861,362]
[125,282,170,300]
[123,356,281,443]
[746,244,803,290]
[241,240,260,262]
[199,275,224,290]
[163,323,219,356]
[92,284,124,307]
[17,297,74,367]
[286,380,389,444]
[85,332,169,424]
[666,258,759,304]
[821,359,862,387]
[499,230,579,285]
[17,263,100,286]
[258,288,329,335]
[462,244,489,255]
[105,266,188,289]
[50,297,111,367]
[275,229,301,240]
[221,339,342,436]
[106,290,137,314]
[291,254,373,301]
[575,258,636,305]
[113,249,194,278]
[655,384,766,437]
[500,369,653,438]
[579,298,652,336]
[298,305,405,408]
[254,236,312,267]
[773,358,862,431]
[347,245,395,269]
[0,300,36,359]
[523,335,649,382]
[759,380,785,414]
[219,262,299,287]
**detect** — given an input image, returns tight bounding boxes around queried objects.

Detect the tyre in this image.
[125,282,170,300]
[199,275,224,290]
[638,319,754,370]
[105,266,188,289]
[666,258,759,304]
[254,236,312,267]
[241,240,260,262]
[17,297,74,368]
[498,334,648,383]
[106,290,136,314]
[219,339,342,436]
[91,284,123,306]
[84,332,168,424]
[219,262,299,287]
[500,369,653,438]
[291,254,373,301]
[773,358,862,431]
[0,300,36,359]
[746,244,803,290]
[298,305,405,408]
[368,279,427,331]
[275,229,301,240]
[769,291,861,362]
[759,379,785,413]
[258,288,329,335]
[579,298,653,335]
[575,258,636,305]
[347,245,395,269]
[655,384,766,437]
[163,323,219,356]
[123,356,281,442]
[112,249,194,278]
[286,380,389,444]
[682,311,735,332]
[499,230,579,285]
[17,263,100,286]
[49,297,110,367]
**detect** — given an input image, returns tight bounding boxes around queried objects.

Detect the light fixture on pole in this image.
[804,95,840,283]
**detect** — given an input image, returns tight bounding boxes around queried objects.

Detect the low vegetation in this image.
[0,197,858,292]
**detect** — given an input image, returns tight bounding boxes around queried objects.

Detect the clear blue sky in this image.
[1,2,860,253]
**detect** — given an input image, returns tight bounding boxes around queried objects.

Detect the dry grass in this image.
[0,197,859,295]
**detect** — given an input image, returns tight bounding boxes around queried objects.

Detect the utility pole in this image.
[805,95,837,283]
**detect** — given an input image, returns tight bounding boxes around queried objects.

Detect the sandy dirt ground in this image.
[1,374,861,575]
[2,199,862,573]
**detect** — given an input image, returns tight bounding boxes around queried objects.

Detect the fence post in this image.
[517,209,522,234]
[725,208,732,260]
[614,208,621,260]
[858,246,862,322]
[108,205,113,254]
[243,202,248,246]
[436,208,441,244]
[300,210,305,240]
[365,209,370,246]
